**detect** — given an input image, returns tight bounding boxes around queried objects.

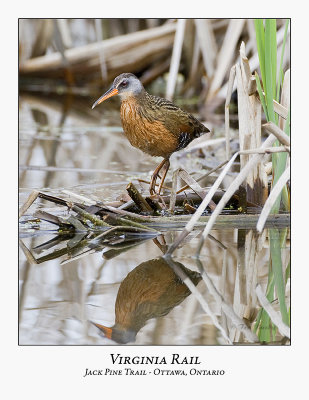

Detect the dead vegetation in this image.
[19,19,290,107]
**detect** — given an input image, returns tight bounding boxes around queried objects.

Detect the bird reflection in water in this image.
[92,243,201,344]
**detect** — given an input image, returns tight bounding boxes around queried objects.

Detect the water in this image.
[19,93,290,345]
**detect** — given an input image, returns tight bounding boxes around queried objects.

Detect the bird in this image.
[92,73,210,195]
[91,257,202,344]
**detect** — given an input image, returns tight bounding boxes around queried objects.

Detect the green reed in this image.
[254,18,290,212]
[253,19,290,341]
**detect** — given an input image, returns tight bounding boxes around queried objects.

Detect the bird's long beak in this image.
[92,86,119,109]
[91,321,113,339]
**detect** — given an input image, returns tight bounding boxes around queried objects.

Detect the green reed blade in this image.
[254,19,266,91]
[272,109,290,213]
[269,228,289,326]
[264,19,277,124]
[255,262,275,341]
[276,19,290,102]
[285,260,290,284]
[255,72,269,120]
[269,19,277,101]
[271,322,277,341]
[259,310,271,342]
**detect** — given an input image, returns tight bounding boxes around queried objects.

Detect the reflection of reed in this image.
[92,257,201,343]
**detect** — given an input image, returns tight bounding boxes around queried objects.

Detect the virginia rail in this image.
[91,257,201,344]
[92,73,210,195]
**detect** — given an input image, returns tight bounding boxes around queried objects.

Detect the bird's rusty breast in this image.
[120,94,179,158]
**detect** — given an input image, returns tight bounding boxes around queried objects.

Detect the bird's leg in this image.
[157,159,170,195]
[149,158,168,195]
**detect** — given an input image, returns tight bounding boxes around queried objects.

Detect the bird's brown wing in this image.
[147,94,209,139]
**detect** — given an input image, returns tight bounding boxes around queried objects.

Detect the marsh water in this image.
[19,92,290,345]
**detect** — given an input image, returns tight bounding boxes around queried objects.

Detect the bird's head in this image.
[92,73,144,109]
[90,321,136,344]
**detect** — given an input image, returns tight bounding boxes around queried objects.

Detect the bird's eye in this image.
[120,80,128,88]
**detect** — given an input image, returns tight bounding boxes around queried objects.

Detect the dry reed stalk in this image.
[177,169,216,211]
[225,65,236,160]
[94,19,108,82]
[20,23,176,75]
[30,19,54,58]
[239,146,290,155]
[246,19,257,55]
[176,160,229,194]
[146,19,160,28]
[237,230,247,305]
[89,36,174,77]
[194,19,217,77]
[56,19,72,48]
[244,231,260,312]
[127,19,140,33]
[52,20,70,71]
[237,42,268,206]
[188,32,201,80]
[177,169,207,199]
[166,19,186,100]
[256,167,290,233]
[19,190,39,218]
[262,121,290,146]
[140,57,171,85]
[273,99,289,119]
[256,284,290,338]
[264,162,273,175]
[208,19,245,100]
[61,189,97,206]
[229,267,246,342]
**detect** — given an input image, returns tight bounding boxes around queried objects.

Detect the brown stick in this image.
[126,182,154,212]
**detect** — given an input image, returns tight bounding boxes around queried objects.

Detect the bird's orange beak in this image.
[91,322,113,339]
[92,87,119,109]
